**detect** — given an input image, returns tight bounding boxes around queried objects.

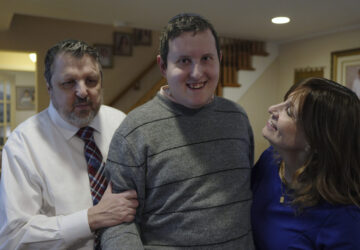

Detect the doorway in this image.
[0,51,36,149]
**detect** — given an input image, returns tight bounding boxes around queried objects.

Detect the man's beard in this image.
[53,94,102,128]
[67,96,101,127]
[68,107,97,128]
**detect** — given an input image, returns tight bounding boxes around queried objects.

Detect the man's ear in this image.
[46,82,52,94]
[219,50,223,63]
[157,55,167,77]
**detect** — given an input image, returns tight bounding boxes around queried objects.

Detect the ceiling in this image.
[1,0,360,43]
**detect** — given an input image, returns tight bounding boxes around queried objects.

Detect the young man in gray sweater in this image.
[101,13,255,249]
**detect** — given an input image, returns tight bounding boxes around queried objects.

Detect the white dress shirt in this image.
[0,102,126,250]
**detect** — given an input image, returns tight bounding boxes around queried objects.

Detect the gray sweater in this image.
[102,93,255,249]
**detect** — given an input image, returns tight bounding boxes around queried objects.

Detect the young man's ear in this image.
[219,51,223,63]
[157,55,167,77]
[46,82,52,93]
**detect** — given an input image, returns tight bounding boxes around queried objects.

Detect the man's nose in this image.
[190,63,203,79]
[75,81,88,98]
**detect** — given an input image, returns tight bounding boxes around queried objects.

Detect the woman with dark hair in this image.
[251,77,360,249]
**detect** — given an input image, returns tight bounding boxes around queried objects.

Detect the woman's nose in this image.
[268,103,281,118]
[268,104,276,114]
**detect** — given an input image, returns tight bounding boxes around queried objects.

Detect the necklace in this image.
[279,161,287,204]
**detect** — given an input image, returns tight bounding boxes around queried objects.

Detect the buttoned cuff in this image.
[59,209,92,246]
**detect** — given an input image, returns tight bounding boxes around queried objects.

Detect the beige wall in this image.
[239,58,280,161]
[278,28,360,98]
[0,14,160,112]
[239,27,360,162]
[0,51,36,71]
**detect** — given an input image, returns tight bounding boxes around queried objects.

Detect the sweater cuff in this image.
[59,209,92,246]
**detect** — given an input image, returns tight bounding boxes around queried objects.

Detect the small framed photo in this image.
[134,29,152,46]
[16,86,35,110]
[331,47,360,98]
[94,44,113,68]
[113,32,133,56]
[294,67,324,84]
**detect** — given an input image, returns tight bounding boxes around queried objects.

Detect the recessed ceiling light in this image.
[271,17,290,24]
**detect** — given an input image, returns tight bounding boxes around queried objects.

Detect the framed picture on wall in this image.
[331,47,360,98]
[16,86,35,110]
[133,29,152,46]
[94,44,113,68]
[294,67,324,84]
[113,32,133,56]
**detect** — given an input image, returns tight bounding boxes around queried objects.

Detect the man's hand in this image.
[87,184,138,231]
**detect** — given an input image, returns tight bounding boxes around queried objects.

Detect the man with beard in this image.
[0,40,138,249]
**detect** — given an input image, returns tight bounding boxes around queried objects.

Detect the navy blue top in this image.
[251,147,360,250]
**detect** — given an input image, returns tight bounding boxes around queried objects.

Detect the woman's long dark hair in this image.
[285,77,360,208]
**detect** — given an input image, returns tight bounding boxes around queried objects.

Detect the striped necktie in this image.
[76,126,108,205]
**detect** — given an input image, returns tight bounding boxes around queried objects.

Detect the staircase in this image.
[223,42,278,103]
[128,77,167,112]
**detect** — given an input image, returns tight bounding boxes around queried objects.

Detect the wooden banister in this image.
[127,77,167,112]
[109,59,158,106]
[219,38,268,88]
